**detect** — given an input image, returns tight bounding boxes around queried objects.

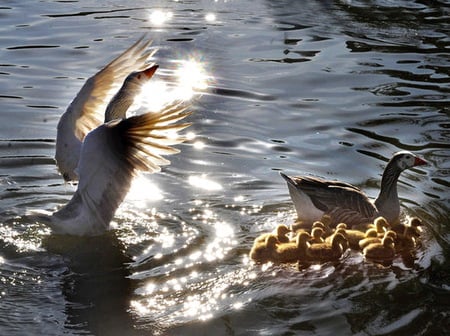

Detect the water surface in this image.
[0,0,449,335]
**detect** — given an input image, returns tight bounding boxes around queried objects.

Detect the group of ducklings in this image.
[250,215,423,266]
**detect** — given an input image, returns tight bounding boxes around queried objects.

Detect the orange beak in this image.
[414,156,427,166]
[142,64,159,79]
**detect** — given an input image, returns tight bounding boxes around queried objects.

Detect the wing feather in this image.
[69,36,156,141]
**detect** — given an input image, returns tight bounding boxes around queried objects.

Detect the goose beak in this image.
[142,64,159,78]
[414,156,427,166]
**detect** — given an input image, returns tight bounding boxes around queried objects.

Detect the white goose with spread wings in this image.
[49,102,191,236]
[280,151,427,227]
[55,37,157,182]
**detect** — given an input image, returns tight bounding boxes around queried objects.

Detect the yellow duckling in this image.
[359,230,397,250]
[363,236,396,262]
[335,223,366,249]
[250,234,277,263]
[358,229,379,249]
[254,224,290,244]
[306,232,348,262]
[373,216,391,236]
[310,227,325,244]
[271,232,311,263]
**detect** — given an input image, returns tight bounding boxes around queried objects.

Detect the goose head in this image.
[393,151,427,171]
[122,64,159,93]
[375,151,427,224]
[104,64,159,122]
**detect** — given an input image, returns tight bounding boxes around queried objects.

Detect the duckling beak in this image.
[142,64,159,78]
[414,156,427,166]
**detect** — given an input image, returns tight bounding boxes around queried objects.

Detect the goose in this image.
[55,37,157,182]
[280,151,427,227]
[39,102,191,236]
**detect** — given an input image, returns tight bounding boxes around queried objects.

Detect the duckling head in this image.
[382,236,395,249]
[336,223,347,230]
[333,232,349,251]
[265,234,279,249]
[384,230,397,240]
[410,217,422,228]
[276,224,290,237]
[374,216,390,232]
[311,227,325,241]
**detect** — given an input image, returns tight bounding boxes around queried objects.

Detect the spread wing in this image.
[67,36,156,141]
[73,102,191,224]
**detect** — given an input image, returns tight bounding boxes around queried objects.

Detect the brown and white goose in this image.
[280,151,427,227]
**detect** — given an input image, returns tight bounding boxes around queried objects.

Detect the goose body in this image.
[55,37,157,182]
[48,103,191,235]
[280,151,427,227]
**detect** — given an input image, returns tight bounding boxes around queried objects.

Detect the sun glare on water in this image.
[139,58,211,111]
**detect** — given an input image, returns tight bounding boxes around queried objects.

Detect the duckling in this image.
[358,229,379,249]
[306,232,348,262]
[335,223,366,249]
[395,226,418,252]
[359,229,397,250]
[409,217,423,236]
[363,236,396,262]
[391,216,422,238]
[310,227,325,244]
[373,216,391,236]
[249,234,277,263]
[272,232,311,263]
[254,224,290,244]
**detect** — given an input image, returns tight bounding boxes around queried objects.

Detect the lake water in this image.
[0,0,449,335]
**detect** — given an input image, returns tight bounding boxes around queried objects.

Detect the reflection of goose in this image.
[56,37,156,182]
[47,102,191,235]
[280,151,427,227]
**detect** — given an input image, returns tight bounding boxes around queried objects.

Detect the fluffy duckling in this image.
[272,232,311,263]
[325,228,347,244]
[363,236,396,262]
[358,229,379,249]
[373,217,391,236]
[254,224,290,244]
[249,234,277,263]
[359,230,397,250]
[310,227,325,244]
[335,223,366,249]
[306,233,348,262]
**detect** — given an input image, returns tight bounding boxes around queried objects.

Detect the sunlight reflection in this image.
[126,174,163,205]
[188,174,222,191]
[205,13,216,22]
[139,58,211,111]
[149,9,173,26]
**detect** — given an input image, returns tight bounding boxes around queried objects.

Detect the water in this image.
[0,0,449,335]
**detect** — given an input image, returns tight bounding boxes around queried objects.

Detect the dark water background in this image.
[0,0,449,335]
